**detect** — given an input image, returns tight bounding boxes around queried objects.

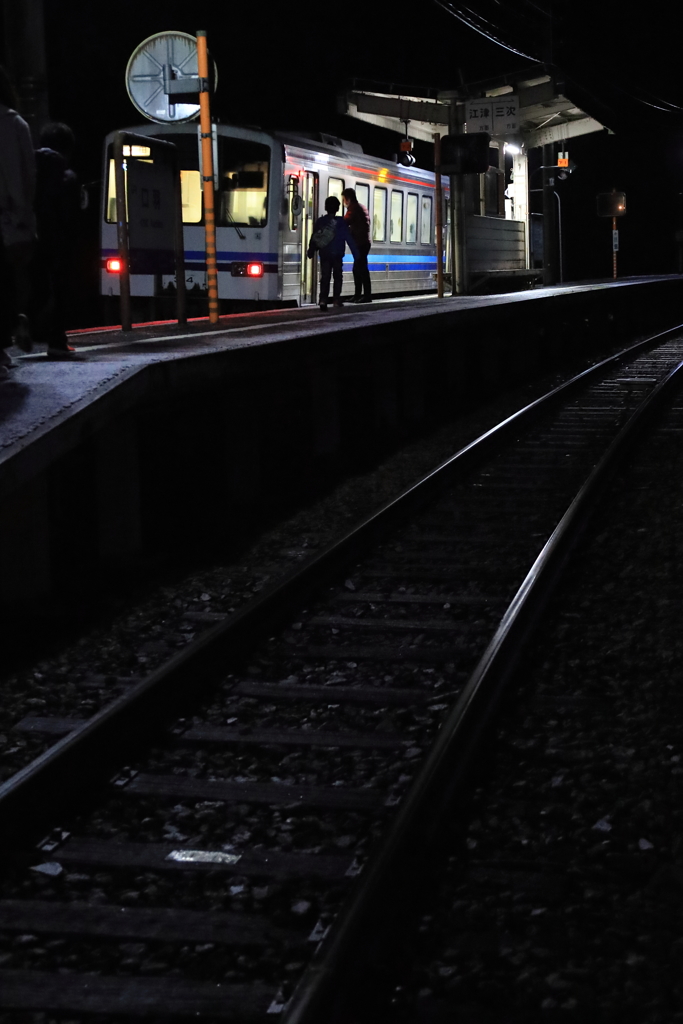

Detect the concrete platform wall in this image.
[2,279,682,613]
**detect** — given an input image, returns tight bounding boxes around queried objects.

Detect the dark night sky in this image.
[5,1,683,295]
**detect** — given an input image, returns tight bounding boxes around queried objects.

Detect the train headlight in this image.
[106,257,123,273]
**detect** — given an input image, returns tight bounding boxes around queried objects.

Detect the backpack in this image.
[311,216,337,250]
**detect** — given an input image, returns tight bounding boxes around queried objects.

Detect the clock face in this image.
[126,31,216,124]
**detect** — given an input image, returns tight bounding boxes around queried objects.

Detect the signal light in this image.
[247,262,263,277]
[596,192,626,217]
[106,257,123,273]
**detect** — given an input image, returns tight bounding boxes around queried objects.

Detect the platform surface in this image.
[0,277,678,466]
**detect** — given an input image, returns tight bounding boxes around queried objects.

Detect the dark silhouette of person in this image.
[0,64,35,377]
[342,187,372,303]
[307,195,357,310]
[33,121,80,356]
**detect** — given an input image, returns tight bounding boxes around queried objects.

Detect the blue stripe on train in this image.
[366,254,437,262]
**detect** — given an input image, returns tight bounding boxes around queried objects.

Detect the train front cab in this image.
[101,123,281,317]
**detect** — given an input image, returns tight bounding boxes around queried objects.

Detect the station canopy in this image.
[339,64,610,147]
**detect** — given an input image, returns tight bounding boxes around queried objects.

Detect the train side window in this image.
[355,183,370,210]
[390,190,404,243]
[420,195,432,244]
[373,186,387,242]
[328,176,344,208]
[406,193,418,244]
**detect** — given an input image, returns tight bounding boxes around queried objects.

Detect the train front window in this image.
[218,138,270,227]
[106,159,201,224]
[105,136,202,224]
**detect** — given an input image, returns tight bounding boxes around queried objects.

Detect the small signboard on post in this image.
[127,157,177,274]
[596,190,626,280]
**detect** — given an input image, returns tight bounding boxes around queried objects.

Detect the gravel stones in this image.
[387,386,683,1020]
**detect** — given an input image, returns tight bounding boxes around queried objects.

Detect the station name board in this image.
[466,95,519,135]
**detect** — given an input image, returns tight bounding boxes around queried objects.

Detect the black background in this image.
[4,1,683,323]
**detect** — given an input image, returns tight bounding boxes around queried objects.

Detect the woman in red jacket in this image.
[342,187,372,303]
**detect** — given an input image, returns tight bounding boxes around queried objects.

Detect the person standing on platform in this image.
[307,195,357,310]
[33,122,80,357]
[0,65,36,379]
[342,187,372,303]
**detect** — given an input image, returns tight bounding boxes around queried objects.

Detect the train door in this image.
[300,170,318,304]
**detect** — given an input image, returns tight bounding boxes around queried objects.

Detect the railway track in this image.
[2,327,683,1022]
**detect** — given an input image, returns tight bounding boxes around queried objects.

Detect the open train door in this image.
[300,170,319,304]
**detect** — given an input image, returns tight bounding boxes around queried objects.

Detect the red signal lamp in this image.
[247,262,264,277]
[106,257,123,273]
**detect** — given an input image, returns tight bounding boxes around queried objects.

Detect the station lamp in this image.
[597,192,626,217]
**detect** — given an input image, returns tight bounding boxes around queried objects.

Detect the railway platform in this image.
[1,275,682,610]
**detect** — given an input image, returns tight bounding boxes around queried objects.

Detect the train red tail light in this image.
[106,257,123,273]
[247,262,263,277]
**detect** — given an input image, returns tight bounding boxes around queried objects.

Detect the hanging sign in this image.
[492,95,519,134]
[466,101,493,134]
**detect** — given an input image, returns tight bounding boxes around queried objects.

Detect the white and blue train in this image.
[101,121,447,315]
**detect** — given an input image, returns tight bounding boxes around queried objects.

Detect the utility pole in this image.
[541,143,559,285]
[449,98,467,296]
[433,132,444,298]
[2,0,50,137]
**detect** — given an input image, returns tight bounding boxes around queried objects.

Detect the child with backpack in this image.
[307,195,358,310]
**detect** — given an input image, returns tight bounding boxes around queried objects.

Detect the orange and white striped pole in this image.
[196,30,219,324]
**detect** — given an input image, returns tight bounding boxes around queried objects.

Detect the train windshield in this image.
[105,136,202,224]
[218,138,269,228]
[105,134,270,228]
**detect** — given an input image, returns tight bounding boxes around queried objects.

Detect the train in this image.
[100,121,449,317]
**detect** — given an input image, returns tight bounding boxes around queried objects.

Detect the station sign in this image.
[493,95,519,134]
[466,101,493,134]
[466,95,519,136]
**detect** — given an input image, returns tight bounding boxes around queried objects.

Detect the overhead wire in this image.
[433,0,540,61]
[434,0,683,123]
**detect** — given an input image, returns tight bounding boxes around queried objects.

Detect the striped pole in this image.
[196,31,219,324]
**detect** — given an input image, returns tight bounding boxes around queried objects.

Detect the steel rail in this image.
[0,325,681,853]
[282,356,683,1023]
